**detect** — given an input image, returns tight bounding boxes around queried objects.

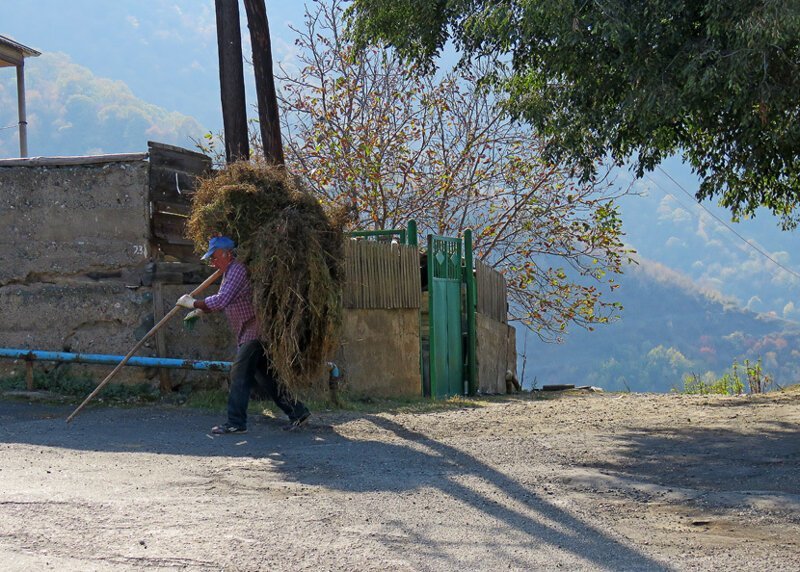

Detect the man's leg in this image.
[225,340,262,429]
[254,350,309,422]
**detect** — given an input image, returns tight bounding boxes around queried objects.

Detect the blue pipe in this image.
[0,348,231,372]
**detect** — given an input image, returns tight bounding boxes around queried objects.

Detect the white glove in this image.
[176,294,196,308]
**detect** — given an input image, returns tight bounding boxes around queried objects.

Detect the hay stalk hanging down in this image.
[186,162,344,392]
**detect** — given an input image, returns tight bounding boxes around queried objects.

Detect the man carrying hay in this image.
[177,235,311,434]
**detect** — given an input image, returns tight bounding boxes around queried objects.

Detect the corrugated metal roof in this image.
[0,34,41,67]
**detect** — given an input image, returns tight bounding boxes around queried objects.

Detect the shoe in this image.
[283,411,311,432]
[211,423,247,435]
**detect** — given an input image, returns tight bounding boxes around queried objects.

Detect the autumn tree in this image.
[349,0,800,228]
[277,0,632,339]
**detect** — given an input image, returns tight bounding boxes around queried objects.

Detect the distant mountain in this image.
[521,257,800,392]
[0,52,206,157]
[616,164,800,321]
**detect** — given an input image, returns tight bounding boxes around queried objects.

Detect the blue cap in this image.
[201,236,236,260]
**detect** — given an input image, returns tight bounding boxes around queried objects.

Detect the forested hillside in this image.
[523,258,800,392]
[0,52,205,157]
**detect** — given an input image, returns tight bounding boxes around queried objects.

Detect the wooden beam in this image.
[243,0,284,165]
[152,281,172,393]
[214,0,249,163]
[147,140,213,162]
[0,153,148,167]
[0,46,23,67]
[25,360,34,390]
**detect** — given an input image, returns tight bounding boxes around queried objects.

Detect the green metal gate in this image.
[427,234,464,397]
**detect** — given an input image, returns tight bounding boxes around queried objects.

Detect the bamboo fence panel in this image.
[342,240,421,309]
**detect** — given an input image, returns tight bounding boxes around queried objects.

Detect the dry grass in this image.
[187,161,345,392]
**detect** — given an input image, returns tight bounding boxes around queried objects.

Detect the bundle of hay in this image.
[186,162,344,391]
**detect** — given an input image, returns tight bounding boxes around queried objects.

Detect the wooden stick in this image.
[66,269,223,423]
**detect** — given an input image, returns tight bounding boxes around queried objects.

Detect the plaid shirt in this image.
[204,259,260,347]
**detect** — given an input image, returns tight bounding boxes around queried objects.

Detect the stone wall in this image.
[0,158,151,283]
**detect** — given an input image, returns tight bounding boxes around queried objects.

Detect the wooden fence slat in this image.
[388,244,395,308]
[378,242,385,307]
[358,241,365,308]
[341,240,425,310]
[368,242,375,308]
[397,246,404,309]
[475,259,507,323]
[358,241,365,307]
[369,242,374,306]
[384,242,390,308]
[383,242,389,308]
[349,241,354,308]
[402,248,409,307]
[397,246,404,308]
[343,241,351,307]
[389,243,397,308]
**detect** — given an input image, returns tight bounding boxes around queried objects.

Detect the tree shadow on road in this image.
[276,414,672,571]
[581,420,800,499]
[0,399,671,570]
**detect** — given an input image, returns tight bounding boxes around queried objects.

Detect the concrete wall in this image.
[335,308,421,398]
[0,280,233,388]
[146,282,235,386]
[476,313,517,394]
[0,159,152,283]
[0,157,232,389]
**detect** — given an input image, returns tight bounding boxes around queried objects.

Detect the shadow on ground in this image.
[583,420,800,498]
[0,399,671,570]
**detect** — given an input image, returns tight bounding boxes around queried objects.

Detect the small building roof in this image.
[0,34,41,68]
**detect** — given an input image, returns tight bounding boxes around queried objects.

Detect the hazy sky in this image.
[0,0,308,131]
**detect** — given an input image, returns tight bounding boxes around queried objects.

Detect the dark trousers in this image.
[227,340,308,429]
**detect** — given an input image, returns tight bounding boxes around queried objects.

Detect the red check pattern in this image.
[204,259,260,347]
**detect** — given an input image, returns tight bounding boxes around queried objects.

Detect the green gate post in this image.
[427,234,437,396]
[464,229,478,396]
[407,219,418,247]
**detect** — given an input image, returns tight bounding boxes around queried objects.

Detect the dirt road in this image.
[1,389,798,571]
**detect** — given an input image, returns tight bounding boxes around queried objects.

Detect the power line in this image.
[0,124,19,131]
[646,166,800,282]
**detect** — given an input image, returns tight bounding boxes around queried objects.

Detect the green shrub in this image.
[682,358,771,395]
[743,358,772,394]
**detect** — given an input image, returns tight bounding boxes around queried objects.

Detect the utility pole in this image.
[214,0,249,163]
[243,0,285,165]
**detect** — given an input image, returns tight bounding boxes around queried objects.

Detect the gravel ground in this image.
[0,388,798,571]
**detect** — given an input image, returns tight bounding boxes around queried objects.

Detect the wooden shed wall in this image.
[147,141,212,260]
[475,259,507,323]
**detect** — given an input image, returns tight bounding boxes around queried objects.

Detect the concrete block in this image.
[336,308,421,398]
[0,161,151,283]
[476,313,517,394]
